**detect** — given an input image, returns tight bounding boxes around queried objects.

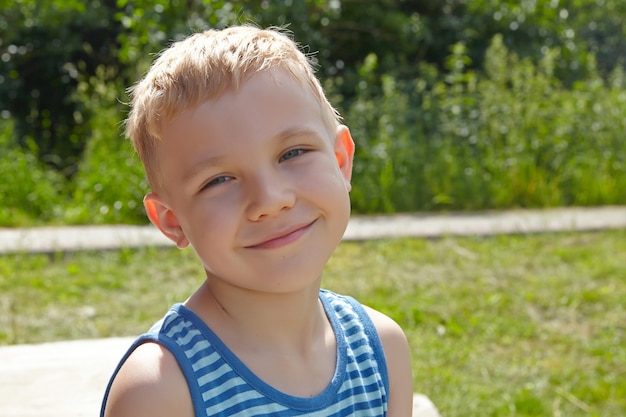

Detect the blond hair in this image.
[125,25,341,189]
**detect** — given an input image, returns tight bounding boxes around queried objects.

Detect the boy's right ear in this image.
[144,193,190,249]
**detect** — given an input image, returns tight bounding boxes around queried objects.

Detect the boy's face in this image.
[145,68,355,294]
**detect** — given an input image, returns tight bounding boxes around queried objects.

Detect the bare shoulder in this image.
[103,342,194,417]
[362,305,414,417]
[362,305,408,346]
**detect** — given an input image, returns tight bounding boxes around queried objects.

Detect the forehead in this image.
[171,67,321,125]
[181,69,323,132]
[154,69,332,177]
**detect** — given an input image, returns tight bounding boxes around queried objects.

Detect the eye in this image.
[279,148,308,162]
[201,175,232,190]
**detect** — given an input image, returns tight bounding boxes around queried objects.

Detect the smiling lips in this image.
[247,220,316,249]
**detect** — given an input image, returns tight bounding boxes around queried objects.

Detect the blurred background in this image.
[1,0,625,225]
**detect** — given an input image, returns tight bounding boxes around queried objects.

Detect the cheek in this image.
[303,167,351,209]
[322,161,351,190]
[183,198,237,240]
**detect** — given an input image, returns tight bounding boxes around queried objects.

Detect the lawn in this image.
[0,230,624,416]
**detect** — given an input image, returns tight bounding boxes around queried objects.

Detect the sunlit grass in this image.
[325,231,626,416]
[0,230,624,416]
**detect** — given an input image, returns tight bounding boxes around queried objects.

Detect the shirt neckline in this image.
[173,289,347,410]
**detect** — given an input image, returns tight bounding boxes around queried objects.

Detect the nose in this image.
[245,170,296,221]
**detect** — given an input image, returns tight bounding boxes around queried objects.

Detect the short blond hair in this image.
[125,25,341,189]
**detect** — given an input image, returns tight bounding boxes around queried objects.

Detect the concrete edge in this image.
[0,206,624,254]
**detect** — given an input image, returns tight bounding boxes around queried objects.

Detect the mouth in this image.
[246,219,317,249]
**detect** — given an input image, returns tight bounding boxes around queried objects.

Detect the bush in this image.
[347,35,626,214]
[66,71,149,224]
[0,118,65,226]
[1,34,624,226]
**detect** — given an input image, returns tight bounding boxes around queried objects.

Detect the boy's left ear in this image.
[334,125,355,190]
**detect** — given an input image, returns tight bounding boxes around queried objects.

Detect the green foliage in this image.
[348,35,626,213]
[66,71,149,224]
[0,0,123,175]
[1,1,625,224]
[0,118,64,226]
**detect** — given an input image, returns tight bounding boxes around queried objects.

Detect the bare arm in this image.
[103,343,194,417]
[364,305,414,417]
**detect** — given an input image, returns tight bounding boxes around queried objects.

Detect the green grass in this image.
[1,230,624,416]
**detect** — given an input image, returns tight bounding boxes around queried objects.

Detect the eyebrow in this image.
[274,126,321,142]
[182,127,323,182]
[183,154,227,183]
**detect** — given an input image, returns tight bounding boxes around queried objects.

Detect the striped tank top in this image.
[101,289,389,416]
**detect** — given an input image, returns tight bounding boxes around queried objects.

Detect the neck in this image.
[186,278,326,353]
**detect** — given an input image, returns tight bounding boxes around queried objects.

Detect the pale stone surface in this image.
[413,393,442,417]
[0,337,132,417]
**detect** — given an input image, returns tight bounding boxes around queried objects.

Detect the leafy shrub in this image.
[2,34,625,225]
[347,35,626,214]
[0,119,64,226]
[66,71,149,224]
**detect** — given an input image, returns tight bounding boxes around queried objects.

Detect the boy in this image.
[101,25,413,416]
